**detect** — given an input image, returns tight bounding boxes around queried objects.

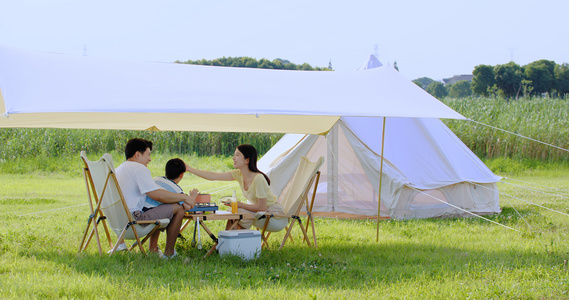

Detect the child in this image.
[144,158,194,212]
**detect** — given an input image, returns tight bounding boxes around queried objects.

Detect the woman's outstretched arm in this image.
[186,164,234,181]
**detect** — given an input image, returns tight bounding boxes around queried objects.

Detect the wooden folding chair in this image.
[257,156,324,250]
[78,152,169,255]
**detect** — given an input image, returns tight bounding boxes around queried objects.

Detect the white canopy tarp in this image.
[0,45,464,134]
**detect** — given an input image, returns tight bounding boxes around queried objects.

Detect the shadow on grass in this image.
[23,234,567,291]
[6,206,567,294]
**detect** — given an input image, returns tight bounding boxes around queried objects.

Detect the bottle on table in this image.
[231,190,238,214]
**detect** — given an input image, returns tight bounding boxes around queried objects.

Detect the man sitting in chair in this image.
[115,138,198,258]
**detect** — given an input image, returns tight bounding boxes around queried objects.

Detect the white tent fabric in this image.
[258,117,501,219]
[258,54,500,219]
[0,45,464,134]
[343,117,499,189]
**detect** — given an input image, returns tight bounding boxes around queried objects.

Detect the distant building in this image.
[443,74,473,85]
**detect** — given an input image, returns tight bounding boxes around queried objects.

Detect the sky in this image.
[1,0,568,81]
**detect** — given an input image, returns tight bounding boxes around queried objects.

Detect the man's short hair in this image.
[165,158,186,180]
[125,138,153,160]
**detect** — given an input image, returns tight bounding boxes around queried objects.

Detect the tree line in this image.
[175,57,332,71]
[414,60,569,100]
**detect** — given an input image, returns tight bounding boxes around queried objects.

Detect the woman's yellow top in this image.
[231,169,277,206]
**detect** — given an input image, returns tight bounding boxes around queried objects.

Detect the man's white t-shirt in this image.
[115,161,160,213]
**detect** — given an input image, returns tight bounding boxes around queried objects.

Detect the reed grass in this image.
[443,95,569,162]
[0,128,283,160]
[1,96,568,164]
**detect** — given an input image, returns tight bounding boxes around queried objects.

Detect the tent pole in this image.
[376,117,387,242]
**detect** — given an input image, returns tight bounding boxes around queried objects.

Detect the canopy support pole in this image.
[376,117,386,242]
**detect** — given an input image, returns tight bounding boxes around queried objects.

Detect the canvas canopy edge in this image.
[0,111,340,135]
[0,89,5,115]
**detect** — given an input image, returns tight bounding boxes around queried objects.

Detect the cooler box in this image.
[217,229,261,260]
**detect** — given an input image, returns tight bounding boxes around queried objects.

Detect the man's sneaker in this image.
[107,242,127,254]
[159,250,178,260]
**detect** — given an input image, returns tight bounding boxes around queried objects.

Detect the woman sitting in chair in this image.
[186,144,284,230]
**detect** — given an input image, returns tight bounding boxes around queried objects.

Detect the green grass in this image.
[2,156,569,299]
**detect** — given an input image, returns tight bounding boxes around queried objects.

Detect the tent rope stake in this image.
[502,177,569,194]
[18,203,87,217]
[469,182,533,230]
[500,181,569,200]
[18,182,239,217]
[490,181,569,218]
[196,182,239,195]
[408,186,518,232]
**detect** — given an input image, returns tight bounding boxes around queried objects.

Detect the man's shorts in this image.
[132,204,174,224]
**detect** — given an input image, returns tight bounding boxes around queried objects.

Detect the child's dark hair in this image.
[165,158,186,180]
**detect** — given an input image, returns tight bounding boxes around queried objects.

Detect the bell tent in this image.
[258,55,501,219]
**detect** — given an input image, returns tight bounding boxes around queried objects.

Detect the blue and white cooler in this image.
[217,229,261,260]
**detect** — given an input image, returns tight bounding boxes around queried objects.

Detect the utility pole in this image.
[508,47,516,62]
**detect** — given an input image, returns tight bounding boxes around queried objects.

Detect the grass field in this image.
[1,154,569,299]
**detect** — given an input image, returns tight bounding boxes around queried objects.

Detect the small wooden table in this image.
[182,211,255,258]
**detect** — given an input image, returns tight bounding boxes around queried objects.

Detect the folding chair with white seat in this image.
[78,151,170,255]
[256,156,324,250]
